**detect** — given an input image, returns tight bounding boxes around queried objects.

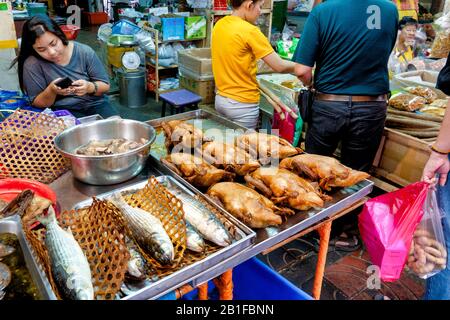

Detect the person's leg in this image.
[424,173,450,300]
[215,95,259,129]
[305,100,347,156]
[340,101,387,171]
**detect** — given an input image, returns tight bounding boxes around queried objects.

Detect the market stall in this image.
[0,107,372,300]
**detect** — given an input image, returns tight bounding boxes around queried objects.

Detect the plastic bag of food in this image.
[359,182,429,282]
[405,86,438,103]
[388,92,427,111]
[407,188,447,279]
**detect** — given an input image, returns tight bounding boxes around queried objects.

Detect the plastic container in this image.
[83,11,109,26]
[111,19,141,35]
[182,258,313,300]
[161,17,185,41]
[26,4,47,17]
[0,178,59,229]
[60,24,80,40]
[53,109,81,125]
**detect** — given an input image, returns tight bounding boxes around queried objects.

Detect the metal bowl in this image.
[54,118,156,185]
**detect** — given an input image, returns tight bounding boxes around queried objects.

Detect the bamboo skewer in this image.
[259,90,285,120]
[258,81,298,119]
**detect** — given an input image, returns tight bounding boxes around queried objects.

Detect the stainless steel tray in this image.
[147,109,249,161]
[146,110,374,264]
[73,175,255,300]
[0,216,57,300]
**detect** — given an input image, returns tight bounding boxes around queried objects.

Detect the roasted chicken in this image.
[245,168,329,211]
[161,153,234,188]
[280,154,370,191]
[199,141,260,176]
[161,120,210,151]
[207,182,293,228]
[236,132,301,164]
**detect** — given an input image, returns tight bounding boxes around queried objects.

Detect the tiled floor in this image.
[75,25,426,300]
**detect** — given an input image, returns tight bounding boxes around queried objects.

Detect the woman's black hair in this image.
[399,16,418,30]
[11,14,68,91]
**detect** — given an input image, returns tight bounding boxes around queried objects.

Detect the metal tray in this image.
[0,216,57,300]
[73,175,255,300]
[146,110,374,262]
[146,109,249,161]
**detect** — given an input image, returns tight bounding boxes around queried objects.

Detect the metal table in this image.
[49,154,373,300]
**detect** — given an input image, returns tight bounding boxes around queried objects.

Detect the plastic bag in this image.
[405,86,438,103]
[407,188,448,279]
[388,92,426,111]
[358,181,429,282]
[272,112,296,143]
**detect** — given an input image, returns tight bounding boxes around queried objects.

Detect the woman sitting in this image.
[13,14,118,118]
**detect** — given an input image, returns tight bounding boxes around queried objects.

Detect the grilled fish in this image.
[37,206,94,300]
[172,191,231,247]
[185,221,205,253]
[109,193,175,265]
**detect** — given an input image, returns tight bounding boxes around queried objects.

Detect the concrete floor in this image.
[75,25,426,300]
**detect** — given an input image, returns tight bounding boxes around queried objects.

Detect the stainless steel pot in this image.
[54,118,156,185]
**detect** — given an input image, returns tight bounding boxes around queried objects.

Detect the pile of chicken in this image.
[161,120,369,229]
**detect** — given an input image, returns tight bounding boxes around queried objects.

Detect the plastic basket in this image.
[213,0,228,10]
[60,24,80,40]
[182,258,313,300]
[111,19,141,35]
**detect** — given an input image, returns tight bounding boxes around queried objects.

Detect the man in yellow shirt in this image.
[211,0,308,129]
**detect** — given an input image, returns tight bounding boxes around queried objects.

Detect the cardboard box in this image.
[177,48,212,79]
[185,16,207,40]
[179,74,215,104]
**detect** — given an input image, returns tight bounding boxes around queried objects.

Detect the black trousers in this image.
[305,99,387,172]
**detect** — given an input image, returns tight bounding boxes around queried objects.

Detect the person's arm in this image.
[71,79,110,96]
[261,53,313,85]
[422,101,450,186]
[30,78,74,108]
[71,45,110,97]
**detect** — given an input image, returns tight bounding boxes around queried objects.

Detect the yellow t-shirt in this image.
[396,46,414,64]
[211,15,274,104]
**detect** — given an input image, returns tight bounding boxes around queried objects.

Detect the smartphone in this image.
[55,77,73,89]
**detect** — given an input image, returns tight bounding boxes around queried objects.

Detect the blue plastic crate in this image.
[111,19,141,35]
[182,257,313,300]
[162,17,185,41]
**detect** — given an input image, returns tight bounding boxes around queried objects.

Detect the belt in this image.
[315,92,388,102]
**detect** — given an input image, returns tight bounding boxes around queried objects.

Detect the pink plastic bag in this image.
[272,111,295,143]
[358,181,429,282]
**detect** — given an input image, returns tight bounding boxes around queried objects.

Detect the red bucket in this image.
[60,24,80,40]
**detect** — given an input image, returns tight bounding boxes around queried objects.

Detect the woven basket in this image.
[0,109,71,184]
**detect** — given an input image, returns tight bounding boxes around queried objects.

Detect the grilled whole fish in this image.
[125,237,147,281]
[172,191,231,247]
[109,193,175,265]
[37,207,94,300]
[185,221,205,253]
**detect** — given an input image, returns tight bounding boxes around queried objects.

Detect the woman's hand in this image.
[422,151,450,186]
[50,78,74,96]
[70,79,94,96]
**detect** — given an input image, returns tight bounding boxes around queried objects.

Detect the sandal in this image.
[329,232,361,252]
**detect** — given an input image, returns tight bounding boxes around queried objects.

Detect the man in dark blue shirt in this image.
[293,0,399,171]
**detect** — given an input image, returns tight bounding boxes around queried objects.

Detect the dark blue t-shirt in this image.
[293,0,398,95]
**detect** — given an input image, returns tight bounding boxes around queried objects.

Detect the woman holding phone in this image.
[13,14,117,118]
